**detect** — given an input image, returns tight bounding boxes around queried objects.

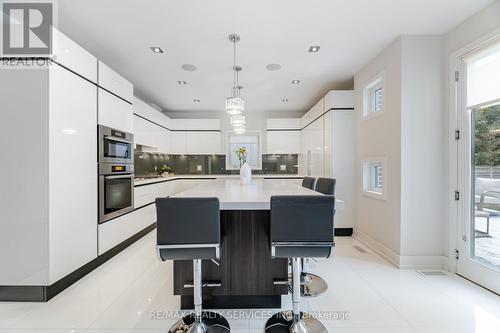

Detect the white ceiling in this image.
[58,0,492,114]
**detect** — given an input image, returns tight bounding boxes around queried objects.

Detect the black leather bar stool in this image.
[298,177,337,297]
[265,195,335,333]
[314,178,336,196]
[301,177,316,190]
[156,197,230,333]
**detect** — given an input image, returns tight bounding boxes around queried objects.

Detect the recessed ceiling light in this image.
[266,63,281,71]
[177,80,187,85]
[193,99,200,103]
[291,80,300,84]
[182,64,197,71]
[150,46,164,53]
[282,98,289,102]
[308,46,320,53]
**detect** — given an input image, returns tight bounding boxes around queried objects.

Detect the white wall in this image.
[354,38,402,256]
[354,35,448,268]
[400,36,445,262]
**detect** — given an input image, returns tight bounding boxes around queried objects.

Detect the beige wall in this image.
[354,38,402,255]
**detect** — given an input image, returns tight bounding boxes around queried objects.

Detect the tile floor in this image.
[1,231,500,333]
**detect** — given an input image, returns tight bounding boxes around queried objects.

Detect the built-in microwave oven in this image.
[98,125,134,164]
[98,163,134,224]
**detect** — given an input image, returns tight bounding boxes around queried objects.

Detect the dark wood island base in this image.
[174,210,289,309]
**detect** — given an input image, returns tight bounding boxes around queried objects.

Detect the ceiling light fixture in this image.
[225,34,245,120]
[150,47,164,53]
[308,46,320,53]
[193,99,200,103]
[266,63,281,71]
[182,64,197,71]
[233,125,246,134]
[230,114,245,127]
[282,98,289,102]
[177,80,187,85]
[291,80,300,84]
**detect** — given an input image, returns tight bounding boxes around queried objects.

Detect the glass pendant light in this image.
[225,34,245,116]
[233,125,246,134]
[230,114,245,127]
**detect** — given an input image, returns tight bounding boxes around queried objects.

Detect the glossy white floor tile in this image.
[1,232,499,333]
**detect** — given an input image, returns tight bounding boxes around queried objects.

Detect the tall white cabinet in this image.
[299,90,355,229]
[0,30,99,286]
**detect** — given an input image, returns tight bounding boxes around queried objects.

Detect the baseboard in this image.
[0,223,156,302]
[335,227,353,236]
[398,255,448,270]
[353,228,448,270]
[353,229,401,267]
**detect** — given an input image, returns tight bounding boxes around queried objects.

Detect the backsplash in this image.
[134,153,298,177]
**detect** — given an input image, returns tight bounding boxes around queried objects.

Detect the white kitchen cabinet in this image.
[158,128,172,153]
[134,180,177,208]
[266,131,301,154]
[0,61,99,285]
[266,118,301,130]
[48,64,98,283]
[98,88,134,133]
[171,131,186,154]
[98,61,134,103]
[98,204,155,255]
[52,29,97,83]
[305,117,325,178]
[185,131,222,154]
[134,115,158,148]
[185,119,221,130]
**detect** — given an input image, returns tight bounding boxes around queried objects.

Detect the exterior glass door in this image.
[456,38,500,294]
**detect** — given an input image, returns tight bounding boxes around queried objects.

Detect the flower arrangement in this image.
[159,165,172,175]
[236,146,247,166]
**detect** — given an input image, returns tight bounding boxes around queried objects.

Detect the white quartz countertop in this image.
[134,174,304,186]
[172,178,344,210]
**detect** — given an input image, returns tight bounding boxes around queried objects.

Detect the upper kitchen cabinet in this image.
[170,131,186,154]
[98,88,134,133]
[185,131,222,154]
[133,115,158,149]
[266,118,301,154]
[52,29,97,83]
[98,61,134,103]
[324,90,355,110]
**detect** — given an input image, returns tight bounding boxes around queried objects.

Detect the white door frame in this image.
[448,30,500,294]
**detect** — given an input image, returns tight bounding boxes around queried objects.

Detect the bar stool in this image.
[292,177,335,298]
[301,177,316,190]
[265,195,335,333]
[296,178,337,297]
[156,197,230,333]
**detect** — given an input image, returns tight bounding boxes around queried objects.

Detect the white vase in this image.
[240,162,252,185]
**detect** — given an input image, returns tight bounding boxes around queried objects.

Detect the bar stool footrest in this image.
[264,311,327,333]
[169,311,230,333]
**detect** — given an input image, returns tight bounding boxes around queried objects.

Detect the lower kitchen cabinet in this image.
[98,203,156,255]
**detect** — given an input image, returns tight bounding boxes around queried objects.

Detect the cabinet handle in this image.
[183,281,222,288]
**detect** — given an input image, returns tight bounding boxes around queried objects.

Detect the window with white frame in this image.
[363,75,384,118]
[363,158,386,199]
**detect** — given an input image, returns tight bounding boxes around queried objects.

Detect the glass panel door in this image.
[456,38,500,294]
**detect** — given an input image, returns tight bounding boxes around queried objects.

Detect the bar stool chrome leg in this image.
[288,259,328,297]
[265,258,328,333]
[168,260,230,333]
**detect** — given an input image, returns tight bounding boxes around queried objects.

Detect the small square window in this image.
[363,75,384,119]
[363,158,386,200]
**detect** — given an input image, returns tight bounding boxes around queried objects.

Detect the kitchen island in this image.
[171,178,343,309]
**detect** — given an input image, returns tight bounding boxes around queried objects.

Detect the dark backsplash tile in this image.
[134,153,298,176]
